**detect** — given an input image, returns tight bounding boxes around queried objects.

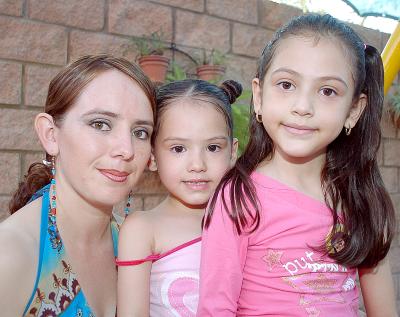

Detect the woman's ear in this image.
[148,152,158,172]
[252,78,262,117]
[344,93,367,129]
[35,113,59,156]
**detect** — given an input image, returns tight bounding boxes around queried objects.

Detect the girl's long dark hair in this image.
[204,14,395,268]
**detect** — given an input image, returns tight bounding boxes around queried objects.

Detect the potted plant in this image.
[134,30,170,83]
[196,49,226,82]
[387,84,400,128]
[166,62,187,83]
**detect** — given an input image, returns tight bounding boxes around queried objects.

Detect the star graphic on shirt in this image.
[262,249,283,271]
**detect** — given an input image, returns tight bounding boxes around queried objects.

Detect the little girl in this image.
[117,79,241,316]
[197,14,397,316]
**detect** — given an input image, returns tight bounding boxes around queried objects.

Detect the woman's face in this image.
[53,69,154,208]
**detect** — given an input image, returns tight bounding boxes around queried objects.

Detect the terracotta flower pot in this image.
[196,65,226,82]
[138,55,170,83]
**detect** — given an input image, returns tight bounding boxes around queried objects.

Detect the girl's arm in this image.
[117,211,154,317]
[197,196,249,317]
[359,257,398,317]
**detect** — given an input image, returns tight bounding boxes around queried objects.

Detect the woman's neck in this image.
[54,179,113,247]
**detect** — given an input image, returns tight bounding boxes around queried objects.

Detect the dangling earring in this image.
[124,191,133,218]
[256,112,263,123]
[345,127,352,136]
[46,156,62,252]
[43,157,57,212]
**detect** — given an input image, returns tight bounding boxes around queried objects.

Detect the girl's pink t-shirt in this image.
[197,172,358,316]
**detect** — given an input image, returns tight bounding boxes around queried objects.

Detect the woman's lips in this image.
[99,169,130,182]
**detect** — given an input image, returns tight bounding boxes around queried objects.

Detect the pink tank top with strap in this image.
[117,237,201,317]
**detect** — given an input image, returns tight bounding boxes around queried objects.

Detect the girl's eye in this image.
[171,145,185,153]
[278,81,294,90]
[90,121,111,131]
[207,144,221,152]
[321,88,337,97]
[133,129,149,140]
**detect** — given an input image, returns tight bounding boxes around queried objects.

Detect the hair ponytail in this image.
[219,80,242,105]
[9,162,52,214]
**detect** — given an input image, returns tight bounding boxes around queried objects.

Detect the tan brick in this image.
[389,246,400,274]
[109,0,173,40]
[0,196,11,222]
[28,0,104,30]
[0,16,67,65]
[0,61,21,105]
[233,23,274,58]
[392,272,399,300]
[23,152,46,175]
[0,0,22,16]
[135,171,166,194]
[377,143,383,166]
[143,194,167,210]
[259,1,301,30]
[384,139,400,166]
[24,64,61,107]
[382,33,391,53]
[380,167,398,193]
[225,54,257,89]
[351,23,384,52]
[69,30,138,63]
[207,0,257,24]
[150,0,204,12]
[176,10,229,52]
[381,110,397,138]
[164,45,204,76]
[0,108,41,151]
[390,193,400,220]
[0,152,20,195]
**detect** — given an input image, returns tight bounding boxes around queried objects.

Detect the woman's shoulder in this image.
[0,199,42,314]
[0,197,42,242]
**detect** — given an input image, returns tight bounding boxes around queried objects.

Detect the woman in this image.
[0,55,156,316]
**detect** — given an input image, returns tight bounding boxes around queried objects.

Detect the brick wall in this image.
[0,0,399,310]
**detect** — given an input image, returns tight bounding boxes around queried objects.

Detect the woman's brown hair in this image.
[9,54,156,214]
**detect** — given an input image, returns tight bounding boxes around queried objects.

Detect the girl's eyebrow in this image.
[206,136,229,141]
[163,136,229,142]
[272,67,348,88]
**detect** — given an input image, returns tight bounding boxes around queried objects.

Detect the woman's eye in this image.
[133,129,149,140]
[90,121,110,131]
[321,88,336,97]
[171,146,185,153]
[278,81,294,90]
[207,144,221,152]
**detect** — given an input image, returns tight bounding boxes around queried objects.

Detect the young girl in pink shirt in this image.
[197,13,397,316]
[116,79,240,317]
